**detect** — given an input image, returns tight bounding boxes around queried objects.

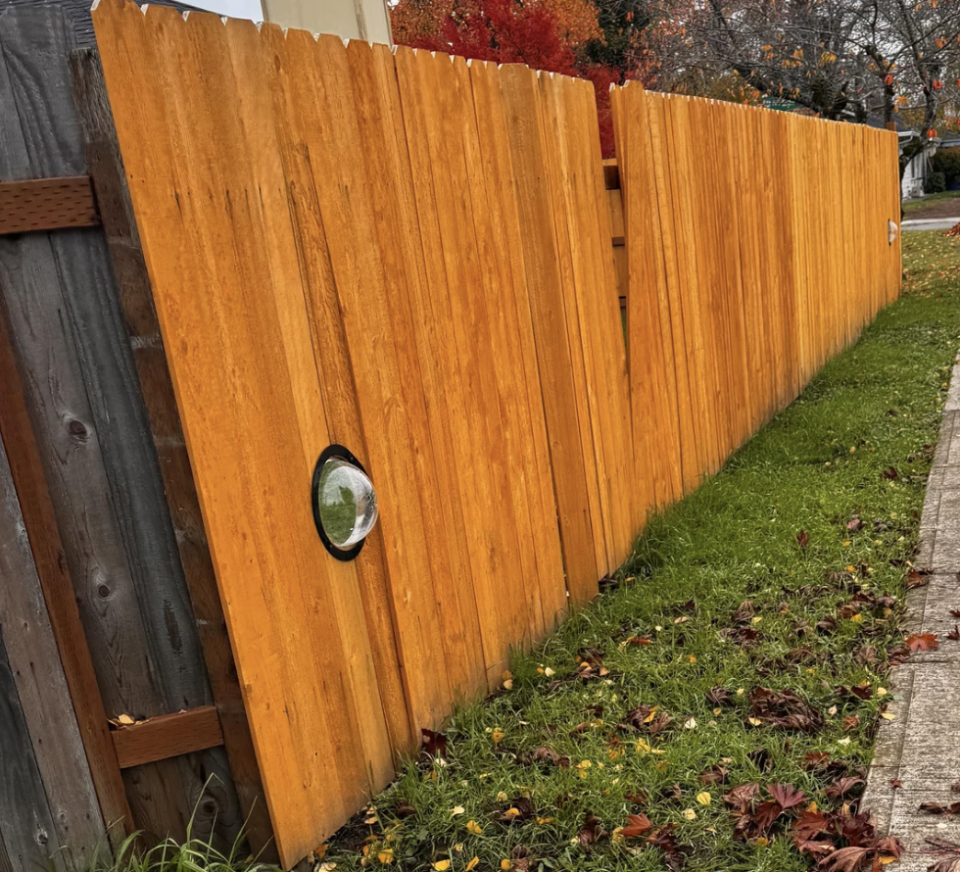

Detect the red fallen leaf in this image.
[803,752,831,769]
[906,633,940,651]
[395,800,417,818]
[531,747,570,769]
[723,782,760,813]
[769,783,808,811]
[626,636,653,645]
[706,687,733,705]
[843,714,860,731]
[881,466,899,480]
[797,530,810,548]
[847,515,863,531]
[577,812,607,847]
[891,779,903,789]
[625,790,648,806]
[920,801,960,814]
[793,809,831,842]
[836,684,873,701]
[751,799,785,833]
[620,813,652,839]
[948,626,960,641]
[699,765,729,785]
[796,838,836,857]
[420,728,447,759]
[732,600,756,623]
[817,845,868,871]
[926,837,960,872]
[579,647,605,666]
[907,569,930,589]
[951,610,960,618]
[826,776,865,799]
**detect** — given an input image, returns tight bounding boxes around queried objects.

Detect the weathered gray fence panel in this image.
[0,421,104,866]
[0,633,64,872]
[0,4,242,849]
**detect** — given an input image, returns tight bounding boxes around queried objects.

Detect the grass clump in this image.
[322,235,960,871]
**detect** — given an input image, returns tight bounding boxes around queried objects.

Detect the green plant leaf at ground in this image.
[322,232,960,871]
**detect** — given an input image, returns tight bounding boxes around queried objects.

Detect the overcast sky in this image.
[186,0,264,19]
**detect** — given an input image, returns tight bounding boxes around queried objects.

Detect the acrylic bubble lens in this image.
[312,446,378,560]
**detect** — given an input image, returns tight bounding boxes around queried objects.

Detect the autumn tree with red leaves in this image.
[389,0,650,156]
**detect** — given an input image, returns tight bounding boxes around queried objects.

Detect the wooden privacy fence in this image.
[612,85,902,500]
[92,2,901,861]
[0,1,900,868]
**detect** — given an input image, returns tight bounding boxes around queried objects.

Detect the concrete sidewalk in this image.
[863,353,960,870]
[902,218,960,232]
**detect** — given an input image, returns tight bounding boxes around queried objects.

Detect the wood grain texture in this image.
[0,417,106,866]
[112,707,223,769]
[610,85,901,526]
[0,4,242,849]
[0,257,131,850]
[69,46,274,857]
[93,5,394,862]
[0,636,65,872]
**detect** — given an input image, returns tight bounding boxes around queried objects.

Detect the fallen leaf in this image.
[770,783,807,810]
[577,812,607,847]
[906,633,939,651]
[466,820,483,835]
[433,861,451,871]
[421,729,448,759]
[466,859,479,872]
[696,792,712,806]
[797,531,810,548]
[682,808,697,820]
[620,813,652,839]
[492,727,505,743]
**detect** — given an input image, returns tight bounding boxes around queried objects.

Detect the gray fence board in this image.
[0,634,63,872]
[0,419,104,866]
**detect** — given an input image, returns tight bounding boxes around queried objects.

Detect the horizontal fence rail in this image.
[90,1,902,865]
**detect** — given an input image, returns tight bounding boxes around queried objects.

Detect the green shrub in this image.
[926,170,946,193]
[933,147,960,187]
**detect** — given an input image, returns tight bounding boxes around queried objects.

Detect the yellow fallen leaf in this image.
[492,728,505,743]
[881,712,895,721]
[688,655,697,664]
[496,792,508,802]
[466,820,483,835]
[838,738,851,746]
[877,687,889,697]
[501,861,513,871]
[502,679,513,690]
[451,806,465,816]
[684,717,697,730]
[117,713,135,726]
[713,707,722,715]
[503,808,521,819]
[466,859,479,872]
[696,792,712,806]
[682,809,697,820]
[536,816,554,825]
[851,614,863,623]
[748,717,762,726]
[643,707,659,723]
[843,540,852,547]
[575,760,592,769]
[751,616,762,624]
[433,862,451,871]
[378,849,394,864]
[544,667,555,677]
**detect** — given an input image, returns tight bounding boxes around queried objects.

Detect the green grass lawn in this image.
[318,232,960,872]
[902,190,960,214]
